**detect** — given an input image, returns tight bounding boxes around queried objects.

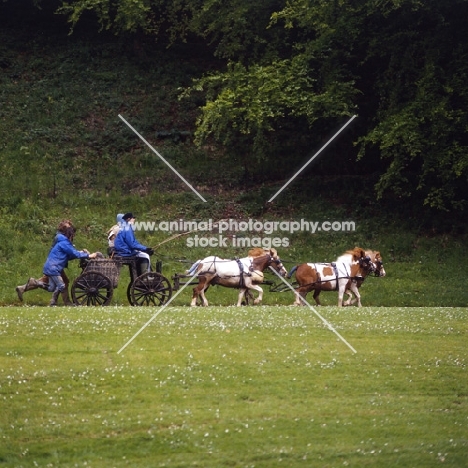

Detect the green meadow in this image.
[1,305,467,467]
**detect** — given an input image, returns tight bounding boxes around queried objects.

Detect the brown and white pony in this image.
[341,250,386,306]
[190,248,287,307]
[291,247,383,307]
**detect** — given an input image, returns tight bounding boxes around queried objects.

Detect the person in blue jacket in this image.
[16,219,75,304]
[114,212,153,275]
[43,226,98,306]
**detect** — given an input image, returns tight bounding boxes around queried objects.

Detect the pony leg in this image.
[343,289,358,306]
[293,287,308,306]
[199,285,209,306]
[293,286,309,305]
[197,285,209,305]
[191,277,209,307]
[237,284,263,306]
[250,285,263,304]
[293,291,301,305]
[313,290,322,306]
[337,281,347,307]
[190,289,199,307]
[343,289,353,306]
[244,290,255,305]
[349,283,362,307]
[236,288,248,307]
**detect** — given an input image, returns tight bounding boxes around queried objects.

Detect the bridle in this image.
[269,256,286,275]
[358,255,377,275]
[373,259,384,277]
[250,255,285,275]
[358,255,385,277]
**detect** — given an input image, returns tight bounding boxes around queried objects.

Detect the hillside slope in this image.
[0,24,467,307]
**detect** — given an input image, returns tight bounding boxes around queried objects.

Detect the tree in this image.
[355,0,468,210]
[185,0,468,209]
[57,0,195,40]
[12,0,467,209]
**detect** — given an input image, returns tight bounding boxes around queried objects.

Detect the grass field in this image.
[1,305,466,467]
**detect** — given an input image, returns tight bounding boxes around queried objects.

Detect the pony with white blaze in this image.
[189,248,287,307]
[291,247,382,307]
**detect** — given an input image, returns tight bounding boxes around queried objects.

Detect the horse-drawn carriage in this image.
[70,247,287,307]
[71,256,172,306]
[69,247,385,307]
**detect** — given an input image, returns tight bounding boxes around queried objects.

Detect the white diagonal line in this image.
[118,114,207,202]
[117,275,198,354]
[268,115,357,203]
[268,266,357,354]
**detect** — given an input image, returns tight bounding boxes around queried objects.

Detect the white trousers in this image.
[136,251,151,272]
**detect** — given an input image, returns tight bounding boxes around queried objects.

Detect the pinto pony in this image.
[291,247,384,307]
[341,250,386,306]
[190,248,287,307]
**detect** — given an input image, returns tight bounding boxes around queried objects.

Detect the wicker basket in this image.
[85,259,121,288]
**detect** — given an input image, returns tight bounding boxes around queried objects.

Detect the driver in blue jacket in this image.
[43,226,98,306]
[113,212,154,275]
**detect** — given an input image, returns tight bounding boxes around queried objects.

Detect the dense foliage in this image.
[2,0,468,211]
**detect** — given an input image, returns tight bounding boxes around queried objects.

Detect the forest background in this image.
[0,0,467,306]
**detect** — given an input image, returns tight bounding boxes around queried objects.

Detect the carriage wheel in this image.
[126,282,133,306]
[129,272,172,306]
[71,271,113,306]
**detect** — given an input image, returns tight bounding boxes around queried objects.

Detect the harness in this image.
[298,259,373,290]
[331,262,340,291]
[198,256,254,288]
[313,262,349,290]
[197,254,281,289]
[235,257,251,288]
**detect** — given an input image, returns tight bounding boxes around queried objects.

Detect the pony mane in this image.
[248,247,279,258]
[337,247,365,262]
[349,247,365,260]
[337,248,383,265]
[248,247,268,257]
[365,250,382,262]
